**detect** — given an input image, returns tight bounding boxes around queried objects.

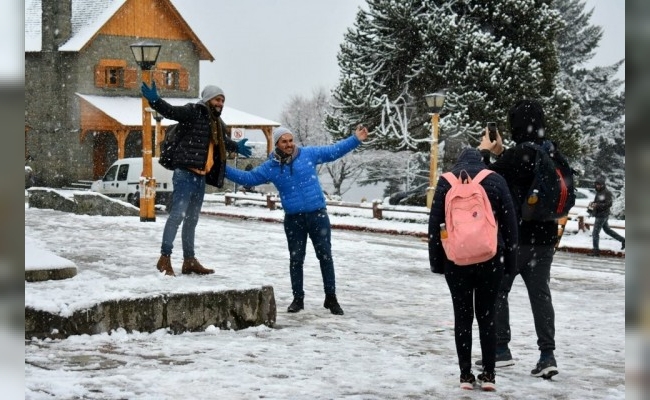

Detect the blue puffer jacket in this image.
[225,135,362,214]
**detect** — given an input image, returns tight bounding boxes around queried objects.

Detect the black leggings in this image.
[444,252,504,374]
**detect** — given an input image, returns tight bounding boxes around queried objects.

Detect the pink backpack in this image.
[440,169,497,266]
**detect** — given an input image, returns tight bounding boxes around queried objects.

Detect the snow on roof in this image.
[25,0,127,52]
[76,93,281,127]
[60,0,126,52]
[24,0,43,52]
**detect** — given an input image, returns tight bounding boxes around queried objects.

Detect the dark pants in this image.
[283,209,336,298]
[444,251,504,374]
[592,216,625,250]
[495,245,556,352]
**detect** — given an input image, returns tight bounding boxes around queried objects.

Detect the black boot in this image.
[324,294,344,315]
[588,249,600,257]
[287,297,304,313]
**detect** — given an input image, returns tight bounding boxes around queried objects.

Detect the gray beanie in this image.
[272,127,293,145]
[201,85,225,103]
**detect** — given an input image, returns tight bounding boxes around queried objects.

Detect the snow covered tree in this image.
[327,0,581,177]
[554,0,625,193]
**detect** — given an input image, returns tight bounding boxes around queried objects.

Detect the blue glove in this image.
[237,138,253,158]
[141,81,159,103]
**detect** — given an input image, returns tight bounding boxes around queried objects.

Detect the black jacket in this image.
[429,148,519,275]
[480,142,558,246]
[591,185,614,218]
[148,98,238,188]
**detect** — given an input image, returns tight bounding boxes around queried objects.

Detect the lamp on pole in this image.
[424,91,446,209]
[130,40,161,222]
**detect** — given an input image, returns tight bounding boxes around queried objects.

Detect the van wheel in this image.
[130,192,140,206]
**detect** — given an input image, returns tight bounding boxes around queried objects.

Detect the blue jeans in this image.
[495,245,556,352]
[283,209,336,298]
[161,168,205,258]
[592,216,625,250]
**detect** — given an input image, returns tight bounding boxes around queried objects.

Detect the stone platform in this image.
[25,285,277,340]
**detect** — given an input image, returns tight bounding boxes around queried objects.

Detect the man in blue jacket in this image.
[225,125,368,315]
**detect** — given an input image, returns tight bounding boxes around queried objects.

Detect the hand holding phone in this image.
[487,122,497,142]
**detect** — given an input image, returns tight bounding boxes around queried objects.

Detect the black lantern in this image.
[130,40,161,71]
[424,92,446,114]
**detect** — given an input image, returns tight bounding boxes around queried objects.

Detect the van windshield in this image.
[103,165,118,182]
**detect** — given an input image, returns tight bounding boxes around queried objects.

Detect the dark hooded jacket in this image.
[480,100,558,245]
[429,148,519,275]
[147,98,238,188]
[590,176,614,218]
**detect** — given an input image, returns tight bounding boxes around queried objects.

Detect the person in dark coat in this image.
[429,147,518,391]
[587,176,625,256]
[477,99,563,379]
[141,82,252,277]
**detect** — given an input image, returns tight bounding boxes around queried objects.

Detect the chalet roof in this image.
[76,93,281,128]
[25,0,213,60]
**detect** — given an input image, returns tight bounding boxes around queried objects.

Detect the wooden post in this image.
[140,69,156,222]
[372,201,383,220]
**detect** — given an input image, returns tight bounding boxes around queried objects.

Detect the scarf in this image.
[209,106,227,162]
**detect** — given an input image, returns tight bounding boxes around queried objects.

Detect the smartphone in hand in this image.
[487,122,497,142]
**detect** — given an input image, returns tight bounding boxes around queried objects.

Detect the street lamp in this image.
[130,40,161,222]
[424,91,446,209]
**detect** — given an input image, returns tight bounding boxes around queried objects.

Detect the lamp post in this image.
[146,107,163,157]
[424,91,446,209]
[130,40,161,222]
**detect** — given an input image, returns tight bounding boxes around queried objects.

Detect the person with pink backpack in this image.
[429,147,519,391]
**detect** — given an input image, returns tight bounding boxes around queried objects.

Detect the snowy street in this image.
[25,201,625,399]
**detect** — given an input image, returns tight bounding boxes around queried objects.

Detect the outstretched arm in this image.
[225,164,269,187]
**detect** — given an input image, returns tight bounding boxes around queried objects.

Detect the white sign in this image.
[232,128,245,141]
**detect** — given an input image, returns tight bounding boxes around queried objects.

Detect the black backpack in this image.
[159,123,180,170]
[520,141,576,221]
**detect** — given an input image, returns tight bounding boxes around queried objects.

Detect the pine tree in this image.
[327,0,580,177]
[553,0,625,192]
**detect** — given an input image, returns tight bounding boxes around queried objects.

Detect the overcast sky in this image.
[12,1,624,120]
[172,0,625,121]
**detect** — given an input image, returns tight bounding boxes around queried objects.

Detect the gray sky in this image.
[11,1,624,120]
[173,0,625,122]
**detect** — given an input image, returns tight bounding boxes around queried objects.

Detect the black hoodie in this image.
[481,100,558,245]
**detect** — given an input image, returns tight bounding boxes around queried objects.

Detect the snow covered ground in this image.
[25,193,626,399]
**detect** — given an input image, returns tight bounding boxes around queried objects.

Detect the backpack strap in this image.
[441,172,458,187]
[472,169,493,184]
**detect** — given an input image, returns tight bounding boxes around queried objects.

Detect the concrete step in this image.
[25,285,276,339]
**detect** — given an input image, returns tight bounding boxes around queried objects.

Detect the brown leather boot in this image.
[181,257,215,275]
[156,255,175,276]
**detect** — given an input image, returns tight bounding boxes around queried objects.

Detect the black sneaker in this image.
[323,294,344,315]
[477,371,496,391]
[459,372,476,390]
[287,297,304,313]
[475,347,515,368]
[588,249,600,257]
[531,356,559,379]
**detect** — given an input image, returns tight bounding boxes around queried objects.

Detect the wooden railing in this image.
[218,192,624,231]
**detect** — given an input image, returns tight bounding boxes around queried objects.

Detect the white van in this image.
[90,157,174,208]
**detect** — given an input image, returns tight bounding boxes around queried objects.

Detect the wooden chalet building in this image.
[25,0,279,187]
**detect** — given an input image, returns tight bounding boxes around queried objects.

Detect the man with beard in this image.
[224,125,368,315]
[141,82,252,277]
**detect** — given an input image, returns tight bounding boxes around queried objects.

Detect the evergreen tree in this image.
[553,0,625,191]
[327,0,580,176]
